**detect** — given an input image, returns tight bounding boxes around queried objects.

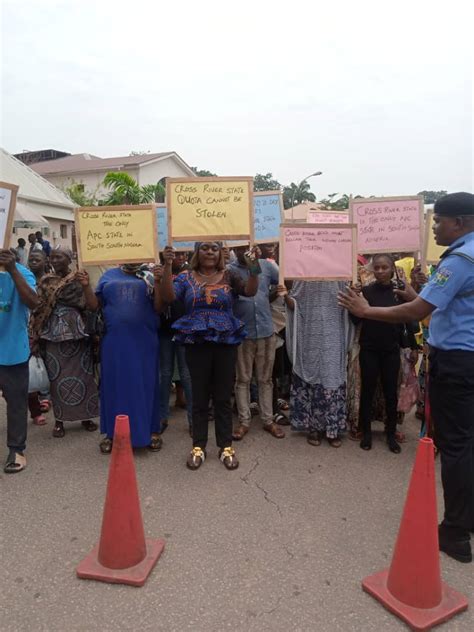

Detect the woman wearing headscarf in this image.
[29,246,99,438]
[157,242,259,471]
[79,262,163,453]
[278,281,353,447]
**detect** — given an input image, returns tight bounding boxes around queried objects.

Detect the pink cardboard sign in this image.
[280,223,356,281]
[307,211,349,224]
[351,196,423,254]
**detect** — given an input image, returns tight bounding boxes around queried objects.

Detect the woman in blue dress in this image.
[78,264,163,453]
[157,243,259,471]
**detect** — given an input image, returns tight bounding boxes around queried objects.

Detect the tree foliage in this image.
[417,190,448,204]
[63,181,100,206]
[103,172,165,205]
[191,167,217,177]
[283,181,316,209]
[253,173,282,192]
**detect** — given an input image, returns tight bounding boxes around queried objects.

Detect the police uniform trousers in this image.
[429,347,474,533]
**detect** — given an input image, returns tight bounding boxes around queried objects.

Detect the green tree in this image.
[253,173,282,192]
[417,190,448,204]
[191,167,217,177]
[283,181,316,209]
[103,172,165,205]
[63,180,100,206]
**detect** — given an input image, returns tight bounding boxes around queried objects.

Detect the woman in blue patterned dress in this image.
[157,243,259,470]
[278,281,353,447]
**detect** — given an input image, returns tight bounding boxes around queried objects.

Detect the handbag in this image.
[28,356,49,393]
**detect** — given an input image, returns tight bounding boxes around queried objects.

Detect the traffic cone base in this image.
[77,538,165,587]
[362,569,468,631]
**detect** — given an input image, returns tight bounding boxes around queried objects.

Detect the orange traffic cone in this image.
[76,415,165,586]
[362,437,468,630]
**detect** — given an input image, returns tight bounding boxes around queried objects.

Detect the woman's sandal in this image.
[328,437,342,448]
[186,447,206,470]
[219,447,239,470]
[4,451,26,474]
[82,420,98,432]
[53,423,65,438]
[32,415,47,426]
[149,433,163,452]
[278,398,290,411]
[99,438,113,454]
[307,431,322,446]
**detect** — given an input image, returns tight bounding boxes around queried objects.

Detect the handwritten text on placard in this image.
[307,211,349,224]
[352,198,422,253]
[167,177,253,241]
[281,224,355,280]
[76,206,157,265]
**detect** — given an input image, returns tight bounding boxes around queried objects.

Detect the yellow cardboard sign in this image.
[75,205,158,266]
[424,210,445,265]
[167,177,254,242]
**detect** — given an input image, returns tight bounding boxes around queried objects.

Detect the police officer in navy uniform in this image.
[339,192,474,563]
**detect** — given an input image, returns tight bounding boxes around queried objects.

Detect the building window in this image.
[60,224,68,239]
[43,227,50,237]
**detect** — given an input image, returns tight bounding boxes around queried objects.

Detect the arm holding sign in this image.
[76,270,99,311]
[0,250,38,309]
[157,247,176,306]
[153,264,164,313]
[276,283,295,310]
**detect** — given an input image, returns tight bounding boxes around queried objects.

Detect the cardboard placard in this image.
[280,223,357,282]
[307,210,349,224]
[350,195,423,254]
[75,205,158,266]
[226,190,284,247]
[167,176,254,242]
[423,209,445,266]
[0,181,19,249]
[156,204,195,252]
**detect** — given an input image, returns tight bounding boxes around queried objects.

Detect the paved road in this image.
[0,401,472,632]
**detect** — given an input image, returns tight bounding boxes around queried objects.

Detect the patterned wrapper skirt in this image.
[43,339,99,422]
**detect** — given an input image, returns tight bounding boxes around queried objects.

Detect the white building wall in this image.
[138,158,193,186]
[46,168,140,202]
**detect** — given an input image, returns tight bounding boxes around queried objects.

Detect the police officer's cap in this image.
[434,192,474,217]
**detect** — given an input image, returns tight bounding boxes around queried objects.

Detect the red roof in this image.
[32,152,177,176]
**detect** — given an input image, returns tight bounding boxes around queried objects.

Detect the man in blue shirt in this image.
[35,231,51,258]
[229,246,285,441]
[0,249,38,473]
[339,192,474,563]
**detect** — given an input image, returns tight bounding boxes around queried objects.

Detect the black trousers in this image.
[429,348,474,533]
[359,347,400,435]
[185,343,238,449]
[0,362,29,453]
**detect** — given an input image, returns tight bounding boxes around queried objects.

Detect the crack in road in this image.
[240,451,283,517]
[253,479,283,516]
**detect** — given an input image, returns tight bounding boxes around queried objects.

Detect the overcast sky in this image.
[1,0,472,198]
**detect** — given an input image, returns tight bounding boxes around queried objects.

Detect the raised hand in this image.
[75,270,90,287]
[0,249,17,273]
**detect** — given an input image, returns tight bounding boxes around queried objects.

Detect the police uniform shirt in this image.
[420,231,474,351]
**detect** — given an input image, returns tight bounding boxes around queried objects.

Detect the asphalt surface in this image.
[0,400,472,632]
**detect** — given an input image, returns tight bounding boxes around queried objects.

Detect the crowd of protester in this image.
[1,192,473,563]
